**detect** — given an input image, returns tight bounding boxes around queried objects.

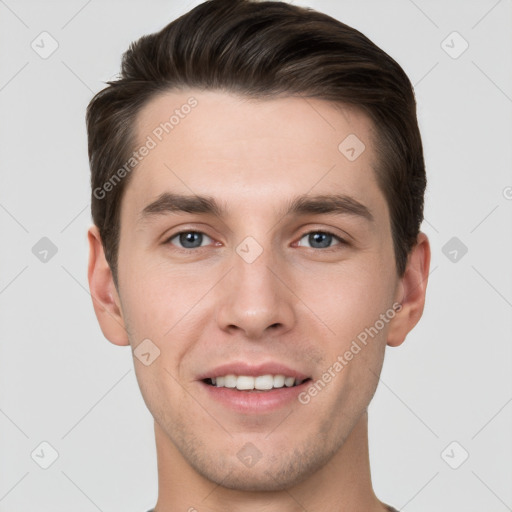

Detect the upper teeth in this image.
[212,374,298,390]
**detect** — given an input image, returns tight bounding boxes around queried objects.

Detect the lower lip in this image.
[199,380,311,414]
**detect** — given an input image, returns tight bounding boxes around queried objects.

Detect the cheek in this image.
[119,256,205,338]
[302,260,394,345]
[308,259,394,405]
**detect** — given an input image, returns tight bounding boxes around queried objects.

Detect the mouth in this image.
[197,362,313,413]
[203,374,312,391]
[199,372,313,414]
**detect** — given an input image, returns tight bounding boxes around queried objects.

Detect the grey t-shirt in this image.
[146,505,399,511]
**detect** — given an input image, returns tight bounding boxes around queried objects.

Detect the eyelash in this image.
[164,229,348,252]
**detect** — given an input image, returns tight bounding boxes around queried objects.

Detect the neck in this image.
[152,411,388,512]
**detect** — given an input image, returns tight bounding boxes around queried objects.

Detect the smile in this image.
[204,374,311,391]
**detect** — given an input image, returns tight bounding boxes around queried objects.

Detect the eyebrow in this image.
[138,192,374,224]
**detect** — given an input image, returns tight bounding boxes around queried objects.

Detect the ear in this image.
[387,231,431,347]
[87,225,129,346]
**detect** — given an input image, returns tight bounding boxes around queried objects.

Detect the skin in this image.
[88,90,430,512]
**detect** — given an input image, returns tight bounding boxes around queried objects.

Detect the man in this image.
[86,1,430,510]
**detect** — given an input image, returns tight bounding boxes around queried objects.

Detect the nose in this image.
[215,247,296,340]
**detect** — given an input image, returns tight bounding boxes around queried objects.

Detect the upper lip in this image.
[197,361,310,381]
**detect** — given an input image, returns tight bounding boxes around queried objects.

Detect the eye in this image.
[166,231,214,249]
[296,230,346,249]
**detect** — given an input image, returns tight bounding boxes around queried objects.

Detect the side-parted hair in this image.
[87,0,426,283]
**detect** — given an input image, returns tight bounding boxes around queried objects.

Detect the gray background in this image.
[0,0,511,510]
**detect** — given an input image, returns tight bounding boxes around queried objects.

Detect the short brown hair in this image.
[87,0,426,283]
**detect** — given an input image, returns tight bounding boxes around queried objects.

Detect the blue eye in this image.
[297,231,345,249]
[167,231,213,249]
[165,230,346,251]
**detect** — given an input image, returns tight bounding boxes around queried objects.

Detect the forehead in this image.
[123,89,388,224]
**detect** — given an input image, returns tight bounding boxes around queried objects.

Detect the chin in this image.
[188,444,331,493]
[202,466,307,492]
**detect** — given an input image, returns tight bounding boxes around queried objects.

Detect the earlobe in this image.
[87,225,130,346]
[387,231,431,347]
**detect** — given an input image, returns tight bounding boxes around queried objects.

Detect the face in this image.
[110,90,405,490]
